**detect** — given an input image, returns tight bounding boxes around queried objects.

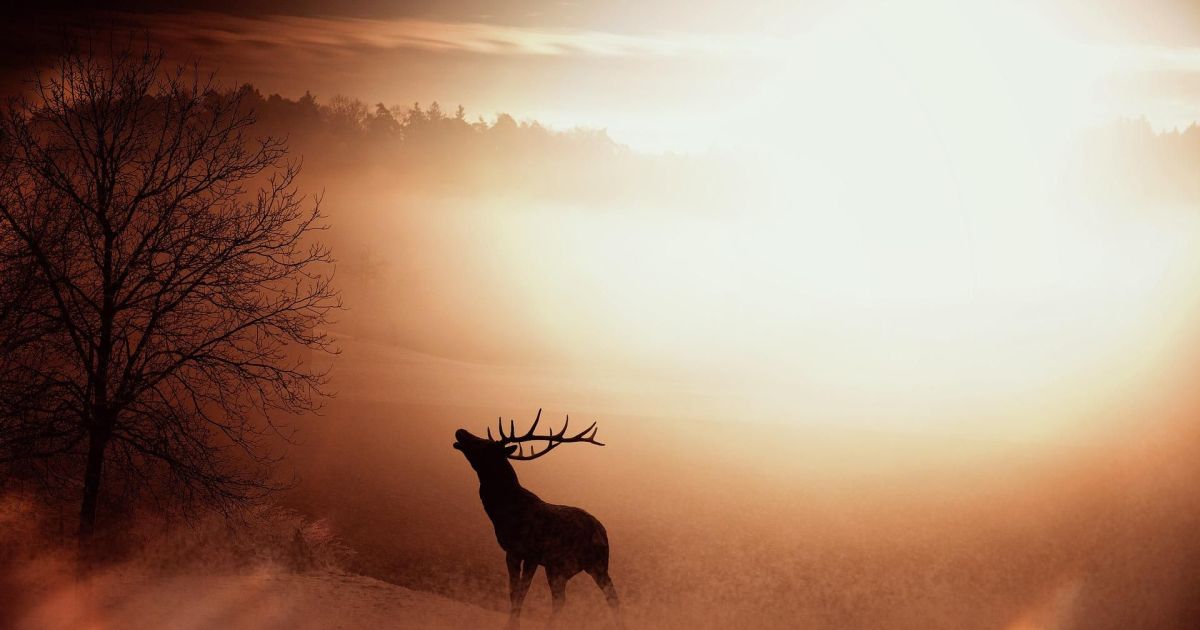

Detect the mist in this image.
[267,94,1200,627]
[5,2,1200,628]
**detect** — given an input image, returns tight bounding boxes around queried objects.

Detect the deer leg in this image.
[546,568,568,627]
[507,554,537,628]
[586,567,623,627]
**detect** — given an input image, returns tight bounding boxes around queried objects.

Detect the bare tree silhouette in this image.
[453,409,621,628]
[0,43,339,544]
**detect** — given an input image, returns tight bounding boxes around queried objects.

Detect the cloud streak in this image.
[139,11,771,60]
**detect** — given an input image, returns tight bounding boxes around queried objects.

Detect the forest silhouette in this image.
[221,84,726,210]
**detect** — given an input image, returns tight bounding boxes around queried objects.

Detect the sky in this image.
[7,0,1200,152]
[7,0,1200,444]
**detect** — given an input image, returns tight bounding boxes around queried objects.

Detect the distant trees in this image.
[367,103,400,136]
[1068,118,1200,206]
[227,87,655,203]
[0,46,339,543]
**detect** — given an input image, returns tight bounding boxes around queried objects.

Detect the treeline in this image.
[228,84,724,208]
[1069,118,1200,207]
[227,86,1200,211]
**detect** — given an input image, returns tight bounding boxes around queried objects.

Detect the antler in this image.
[490,408,605,460]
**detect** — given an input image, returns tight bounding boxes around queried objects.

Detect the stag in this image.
[453,409,621,628]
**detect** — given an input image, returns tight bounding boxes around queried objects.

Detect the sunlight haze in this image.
[5,1,1200,628]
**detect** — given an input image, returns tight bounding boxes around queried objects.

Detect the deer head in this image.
[453,409,604,476]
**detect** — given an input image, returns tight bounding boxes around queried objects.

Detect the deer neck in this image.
[477,460,520,493]
[477,462,534,515]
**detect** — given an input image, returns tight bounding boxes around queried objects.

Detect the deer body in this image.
[480,481,608,571]
[454,412,621,628]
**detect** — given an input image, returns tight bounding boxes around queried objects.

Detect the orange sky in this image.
[9,1,1200,151]
[9,0,1200,447]
[99,0,1198,446]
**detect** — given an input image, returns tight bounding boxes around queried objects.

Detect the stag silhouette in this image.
[453,409,621,628]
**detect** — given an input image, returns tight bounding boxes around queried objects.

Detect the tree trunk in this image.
[78,428,109,543]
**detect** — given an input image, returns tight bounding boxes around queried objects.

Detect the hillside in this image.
[11,566,506,630]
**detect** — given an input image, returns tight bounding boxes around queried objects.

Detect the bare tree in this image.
[0,44,339,543]
[0,211,71,469]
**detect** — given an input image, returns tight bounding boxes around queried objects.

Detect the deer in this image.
[453,409,622,628]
